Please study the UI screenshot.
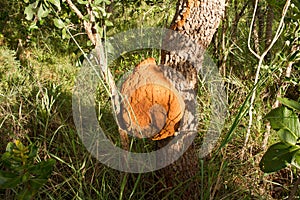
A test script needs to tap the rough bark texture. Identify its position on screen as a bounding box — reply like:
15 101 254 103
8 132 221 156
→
265 4 274 63
162 0 226 87
256 0 264 43
158 0 226 199
252 20 260 54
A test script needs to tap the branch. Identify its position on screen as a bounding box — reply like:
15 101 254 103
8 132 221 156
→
65 0 84 19
247 0 260 59
65 0 97 45
243 0 291 157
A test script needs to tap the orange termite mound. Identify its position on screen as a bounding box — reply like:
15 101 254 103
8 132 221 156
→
120 58 185 140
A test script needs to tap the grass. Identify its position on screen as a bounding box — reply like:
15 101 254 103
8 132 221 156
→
1 42 299 200
1 1 300 199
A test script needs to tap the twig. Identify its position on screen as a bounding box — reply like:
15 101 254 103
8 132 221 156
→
247 0 259 59
65 0 97 45
65 0 84 19
242 0 291 157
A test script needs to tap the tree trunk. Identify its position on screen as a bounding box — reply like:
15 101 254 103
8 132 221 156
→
265 4 274 63
252 17 260 55
157 0 225 199
256 0 264 43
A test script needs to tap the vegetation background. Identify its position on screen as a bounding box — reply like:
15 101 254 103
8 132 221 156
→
0 0 299 199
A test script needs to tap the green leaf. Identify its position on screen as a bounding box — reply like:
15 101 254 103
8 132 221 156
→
61 28 70 39
265 106 300 138
93 0 103 6
26 159 55 190
0 170 22 189
1 152 12 167
292 150 300 169
277 128 297 145
95 6 106 16
259 142 300 173
94 0 103 5
53 18 65 29
105 20 113 27
24 4 35 21
103 0 111 5
28 159 56 177
5 142 14 152
77 0 88 4
37 4 49 19
278 97 300 112
48 0 61 11
93 10 100 19
28 145 38 160
28 22 39 30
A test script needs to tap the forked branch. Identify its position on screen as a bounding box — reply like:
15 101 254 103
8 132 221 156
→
243 0 291 156
65 0 98 45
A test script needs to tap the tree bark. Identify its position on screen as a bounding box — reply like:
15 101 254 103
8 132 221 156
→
252 17 260 55
157 0 225 199
265 4 274 63
256 0 264 43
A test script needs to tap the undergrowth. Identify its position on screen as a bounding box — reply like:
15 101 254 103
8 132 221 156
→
1 0 300 198
1 41 299 199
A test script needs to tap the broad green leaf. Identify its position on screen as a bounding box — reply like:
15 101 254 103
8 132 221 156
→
0 170 21 189
277 128 297 145
61 28 70 39
259 142 300 173
292 150 300 169
28 159 56 177
265 106 300 138
48 0 61 11
24 4 35 21
37 5 49 19
5 142 14 152
1 152 12 167
278 97 300 112
53 18 65 29
28 144 38 159
265 106 285 130
1 151 23 169
105 20 113 27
